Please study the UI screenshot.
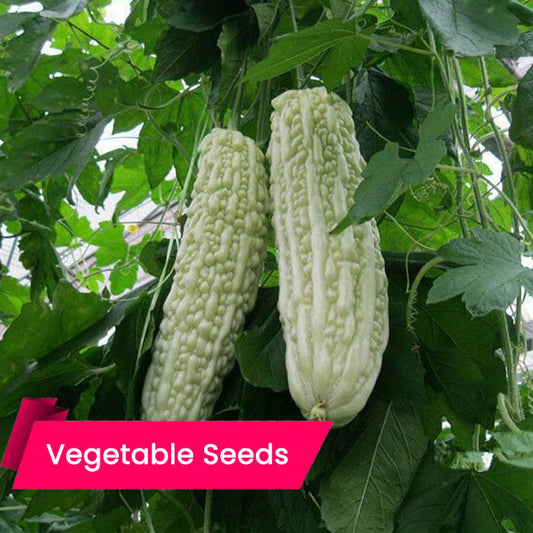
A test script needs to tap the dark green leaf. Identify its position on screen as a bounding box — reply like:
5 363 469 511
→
352 68 419 160
106 292 154 419
396 452 533 532
154 27 220 82
320 401 427 533
0 12 37 39
161 0 247 32
376 263 427 406
418 0 519 56
268 491 321 533
497 31 533 60
421 388 475 450
510 66 533 149
507 0 533 26
235 287 288 392
211 11 256 113
416 286 506 427
251 3 278 41
2 17 56 91
427 228 533 316
139 239 177 278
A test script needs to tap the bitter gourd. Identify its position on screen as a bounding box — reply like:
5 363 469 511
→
267 87 389 427
142 128 268 421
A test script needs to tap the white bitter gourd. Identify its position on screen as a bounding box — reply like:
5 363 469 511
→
267 87 389 427
142 128 268 421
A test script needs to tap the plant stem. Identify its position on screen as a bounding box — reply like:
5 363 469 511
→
288 0 305 87
497 393 521 433
203 489 214 533
452 58 490 229
479 57 520 237
499 311 523 420
451 58 524 422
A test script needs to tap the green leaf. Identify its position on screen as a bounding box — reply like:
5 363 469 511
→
510 66 533 150
58 202 93 241
31 77 89 112
427 228 533 316
243 19 358 84
0 282 109 398
138 121 174 188
460 56 517 88
2 17 56 91
89 221 128 266
0 347 112 417
109 262 138 295
418 0 519 57
320 401 427 533
0 275 30 320
18 231 63 299
109 152 150 217
0 117 108 190
396 453 533 532
319 31 370 91
235 287 288 392
154 27 220 82
335 102 456 228
493 431 533 468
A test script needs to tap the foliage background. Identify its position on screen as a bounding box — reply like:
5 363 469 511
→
1 0 533 531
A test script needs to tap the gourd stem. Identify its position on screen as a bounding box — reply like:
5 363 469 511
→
203 489 214 533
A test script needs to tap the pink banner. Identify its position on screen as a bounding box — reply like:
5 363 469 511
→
2 402 331 489
1 398 68 471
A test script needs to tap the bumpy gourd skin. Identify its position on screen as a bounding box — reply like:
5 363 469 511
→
267 87 389 428
142 128 268 421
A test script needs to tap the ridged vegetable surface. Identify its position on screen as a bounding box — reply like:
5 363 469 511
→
267 87 389 428
142 128 268 421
